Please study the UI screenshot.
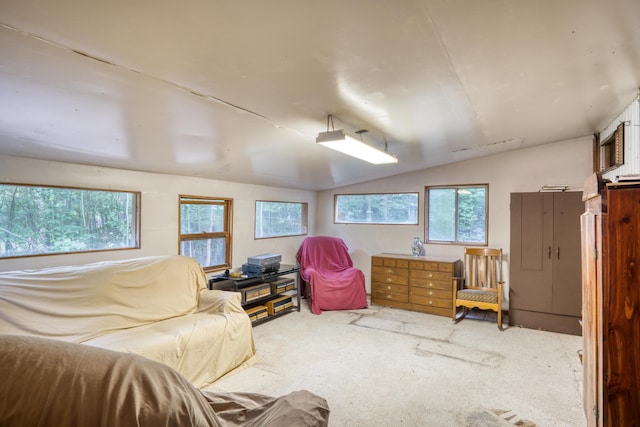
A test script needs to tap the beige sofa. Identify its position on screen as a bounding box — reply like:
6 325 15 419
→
0 255 256 387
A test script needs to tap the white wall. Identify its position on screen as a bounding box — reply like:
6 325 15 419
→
0 135 593 299
602 96 640 180
0 155 316 274
316 136 593 302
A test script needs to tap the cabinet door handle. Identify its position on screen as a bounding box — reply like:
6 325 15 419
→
557 247 560 260
548 246 551 259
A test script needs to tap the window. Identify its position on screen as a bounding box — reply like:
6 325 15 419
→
595 122 625 172
179 195 232 272
255 201 308 239
426 185 488 245
0 183 140 259
334 193 419 224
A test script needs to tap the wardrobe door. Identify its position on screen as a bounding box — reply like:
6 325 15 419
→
580 206 601 427
551 191 583 317
510 192 553 313
601 187 640 425
509 191 583 335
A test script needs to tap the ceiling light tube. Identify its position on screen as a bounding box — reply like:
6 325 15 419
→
316 130 398 164
540 184 569 192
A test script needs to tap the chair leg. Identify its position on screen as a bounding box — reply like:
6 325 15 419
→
453 307 468 324
497 309 503 331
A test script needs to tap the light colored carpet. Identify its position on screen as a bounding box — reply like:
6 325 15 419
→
204 302 585 427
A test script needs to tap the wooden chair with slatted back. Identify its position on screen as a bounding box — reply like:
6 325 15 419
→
452 247 504 330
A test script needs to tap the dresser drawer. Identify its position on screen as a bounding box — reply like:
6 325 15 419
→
373 256 409 268
437 263 453 273
372 282 408 296
372 257 384 267
410 278 451 290
372 266 409 286
380 258 409 268
410 287 451 300
410 270 452 282
410 261 454 272
409 295 452 309
409 260 438 271
372 265 408 277
372 289 409 303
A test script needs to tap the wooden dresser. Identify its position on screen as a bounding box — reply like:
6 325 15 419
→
371 253 462 317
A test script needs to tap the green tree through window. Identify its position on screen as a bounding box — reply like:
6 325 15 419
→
179 195 232 271
427 185 487 245
334 193 419 224
255 201 308 239
0 184 140 258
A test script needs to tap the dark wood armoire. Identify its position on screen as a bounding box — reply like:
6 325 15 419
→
581 173 640 426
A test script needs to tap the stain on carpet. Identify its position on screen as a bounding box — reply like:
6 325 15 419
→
491 408 537 427
415 339 503 367
351 312 451 341
460 408 537 427
351 311 503 367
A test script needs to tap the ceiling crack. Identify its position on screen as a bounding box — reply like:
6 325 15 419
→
0 21 274 124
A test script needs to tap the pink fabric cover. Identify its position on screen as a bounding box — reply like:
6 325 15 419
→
296 236 368 315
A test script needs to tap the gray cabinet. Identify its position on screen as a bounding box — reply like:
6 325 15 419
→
509 191 583 335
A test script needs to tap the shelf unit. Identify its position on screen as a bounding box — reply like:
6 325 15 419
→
209 264 301 325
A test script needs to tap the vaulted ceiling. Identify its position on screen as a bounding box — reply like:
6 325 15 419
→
1 1 639 190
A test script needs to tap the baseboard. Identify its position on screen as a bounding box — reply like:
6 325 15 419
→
509 309 581 336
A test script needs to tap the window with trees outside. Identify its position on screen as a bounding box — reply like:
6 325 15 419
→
255 201 308 239
179 195 232 272
334 193 419 224
0 183 140 259
426 184 488 245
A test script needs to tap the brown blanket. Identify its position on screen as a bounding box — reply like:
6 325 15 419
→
0 335 329 426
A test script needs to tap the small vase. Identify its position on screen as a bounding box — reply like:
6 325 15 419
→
411 236 424 256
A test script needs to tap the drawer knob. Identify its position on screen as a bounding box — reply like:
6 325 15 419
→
429 300 433 305
386 286 391 290
428 283 433 287
428 291 433 296
386 278 392 282
386 269 393 274
386 294 391 299
428 273 434 278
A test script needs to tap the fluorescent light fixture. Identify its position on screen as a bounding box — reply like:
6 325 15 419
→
540 184 569 192
316 130 398 164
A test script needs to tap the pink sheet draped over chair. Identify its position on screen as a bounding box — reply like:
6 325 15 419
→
296 236 368 315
